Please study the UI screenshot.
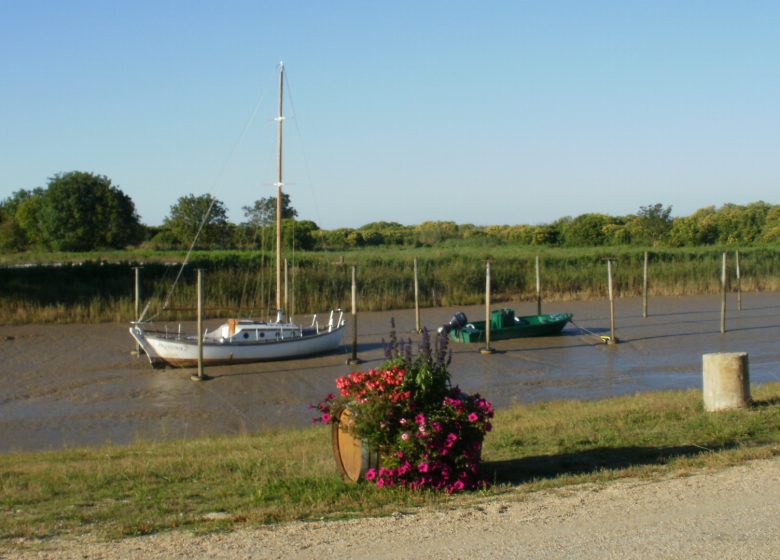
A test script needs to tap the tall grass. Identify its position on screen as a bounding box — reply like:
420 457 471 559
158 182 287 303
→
1 246 779 324
2 384 779 543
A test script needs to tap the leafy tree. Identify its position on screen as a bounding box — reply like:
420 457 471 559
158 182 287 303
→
603 223 631 245
319 227 356 249
242 193 297 227
561 213 614 246
626 204 673 246
668 206 718 246
13 189 47 248
761 206 780 242
531 225 560 246
712 202 770 245
359 221 413 246
414 221 459 245
0 190 36 251
164 194 229 248
459 224 486 241
21 172 144 251
282 219 319 250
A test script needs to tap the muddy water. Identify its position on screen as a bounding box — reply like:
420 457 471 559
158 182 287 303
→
1 293 779 453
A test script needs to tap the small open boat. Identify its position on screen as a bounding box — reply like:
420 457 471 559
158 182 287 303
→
440 309 573 343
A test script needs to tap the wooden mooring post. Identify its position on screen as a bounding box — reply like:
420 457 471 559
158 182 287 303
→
642 251 649 318
480 260 494 355
191 269 210 381
721 252 727 334
347 265 361 365
606 259 618 344
283 258 290 319
414 258 421 333
290 260 295 321
132 266 144 356
535 255 542 315
736 249 742 312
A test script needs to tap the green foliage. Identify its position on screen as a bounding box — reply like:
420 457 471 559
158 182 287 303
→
163 194 229 248
241 193 297 227
711 202 771 245
0 192 30 251
40 172 143 251
0 174 143 252
762 207 780 242
414 221 460 245
626 203 673 245
561 213 618 246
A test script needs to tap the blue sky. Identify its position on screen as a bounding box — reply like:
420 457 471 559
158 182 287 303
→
1 1 778 229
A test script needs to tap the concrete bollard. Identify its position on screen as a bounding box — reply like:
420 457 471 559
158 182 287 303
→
702 352 751 412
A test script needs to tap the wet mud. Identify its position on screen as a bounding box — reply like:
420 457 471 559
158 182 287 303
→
1 293 779 453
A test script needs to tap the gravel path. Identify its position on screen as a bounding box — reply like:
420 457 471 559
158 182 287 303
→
7 456 780 559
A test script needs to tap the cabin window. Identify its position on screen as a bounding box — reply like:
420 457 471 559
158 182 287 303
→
243 332 249 339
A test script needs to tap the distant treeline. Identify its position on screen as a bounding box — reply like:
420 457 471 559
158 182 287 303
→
2 171 780 253
2 246 779 324
314 201 780 249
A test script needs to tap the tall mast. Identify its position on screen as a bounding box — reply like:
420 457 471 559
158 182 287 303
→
275 62 284 315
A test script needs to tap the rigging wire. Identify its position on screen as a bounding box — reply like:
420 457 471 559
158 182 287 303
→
140 67 277 323
284 71 325 234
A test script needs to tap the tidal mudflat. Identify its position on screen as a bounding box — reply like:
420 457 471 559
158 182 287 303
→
1 293 779 453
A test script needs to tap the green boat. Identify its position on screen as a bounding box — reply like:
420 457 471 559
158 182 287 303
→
442 309 573 343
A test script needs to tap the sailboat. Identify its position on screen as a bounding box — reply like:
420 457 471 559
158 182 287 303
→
130 63 346 368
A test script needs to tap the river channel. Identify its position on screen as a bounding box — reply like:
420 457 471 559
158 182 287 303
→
1 293 779 453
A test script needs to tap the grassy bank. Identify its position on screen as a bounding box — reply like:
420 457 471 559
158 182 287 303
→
2 245 780 324
2 383 780 545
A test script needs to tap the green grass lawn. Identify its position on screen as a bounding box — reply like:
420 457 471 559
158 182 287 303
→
2 383 779 545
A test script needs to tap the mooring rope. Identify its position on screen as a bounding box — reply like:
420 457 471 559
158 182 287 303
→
569 318 606 342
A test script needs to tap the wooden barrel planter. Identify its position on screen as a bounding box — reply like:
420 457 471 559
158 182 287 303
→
331 408 380 482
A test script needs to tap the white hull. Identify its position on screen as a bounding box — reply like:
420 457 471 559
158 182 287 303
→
130 317 345 368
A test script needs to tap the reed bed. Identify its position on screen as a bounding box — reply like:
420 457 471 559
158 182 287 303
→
1 246 779 324
2 384 779 543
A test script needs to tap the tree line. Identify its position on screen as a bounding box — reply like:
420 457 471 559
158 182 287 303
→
2 171 780 252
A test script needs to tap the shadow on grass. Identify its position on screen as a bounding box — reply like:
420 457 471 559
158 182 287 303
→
483 442 737 486
752 396 780 408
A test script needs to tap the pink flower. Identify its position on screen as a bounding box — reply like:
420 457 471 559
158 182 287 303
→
415 413 426 425
365 468 377 481
400 418 408 425
401 432 410 441
418 462 429 473
468 412 479 422
396 451 404 459
322 412 331 423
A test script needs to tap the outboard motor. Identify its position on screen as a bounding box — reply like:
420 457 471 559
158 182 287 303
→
438 312 469 335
